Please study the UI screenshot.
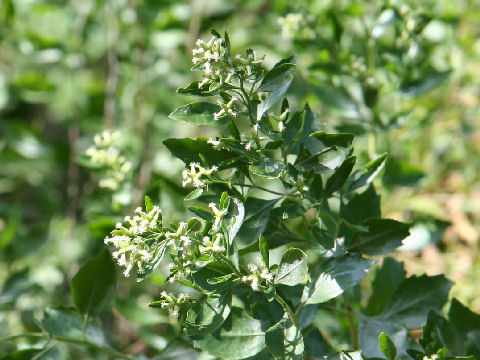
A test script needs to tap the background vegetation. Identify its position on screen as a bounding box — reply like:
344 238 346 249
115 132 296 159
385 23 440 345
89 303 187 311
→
1 0 480 358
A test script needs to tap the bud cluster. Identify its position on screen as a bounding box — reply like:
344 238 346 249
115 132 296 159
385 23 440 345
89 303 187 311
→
85 130 132 190
242 263 274 292
182 162 218 188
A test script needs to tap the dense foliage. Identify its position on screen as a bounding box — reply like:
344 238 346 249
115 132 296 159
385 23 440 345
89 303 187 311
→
1 0 480 359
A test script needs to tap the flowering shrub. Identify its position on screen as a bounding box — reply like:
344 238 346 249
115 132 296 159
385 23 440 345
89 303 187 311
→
2 21 480 360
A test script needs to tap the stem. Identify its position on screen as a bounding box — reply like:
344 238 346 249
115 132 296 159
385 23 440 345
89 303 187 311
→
231 182 285 196
238 78 255 125
0 333 45 342
274 293 298 327
343 293 359 350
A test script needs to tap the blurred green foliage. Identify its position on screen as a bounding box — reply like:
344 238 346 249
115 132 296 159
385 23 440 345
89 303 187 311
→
1 0 480 358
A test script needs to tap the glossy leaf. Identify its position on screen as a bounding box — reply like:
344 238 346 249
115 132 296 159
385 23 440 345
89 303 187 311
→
185 292 232 336
71 249 116 317
193 307 266 360
275 248 308 286
302 255 375 304
257 63 296 93
168 102 228 125
379 332 397 360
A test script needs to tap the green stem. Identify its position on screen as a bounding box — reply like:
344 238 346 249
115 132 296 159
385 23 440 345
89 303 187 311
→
0 333 45 342
343 293 359 350
274 293 298 327
231 182 285 196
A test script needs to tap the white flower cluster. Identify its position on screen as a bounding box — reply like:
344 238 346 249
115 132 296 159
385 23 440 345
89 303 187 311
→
214 97 238 120
86 130 132 190
104 205 162 277
242 263 273 291
192 36 233 88
182 162 218 188
156 291 190 319
209 202 228 231
277 13 316 40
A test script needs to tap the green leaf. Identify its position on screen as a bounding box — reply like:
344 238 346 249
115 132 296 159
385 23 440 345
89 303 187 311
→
0 268 35 306
274 248 308 286
191 262 234 292
185 188 204 201
257 63 296 93
400 70 451 97
286 110 305 145
163 137 240 168
144 195 154 212
188 206 214 221
349 153 387 191
265 314 304 360
383 158 424 187
421 311 466 357
302 255 375 304
347 218 410 255
310 131 354 148
237 198 278 248
379 332 397 360
38 307 110 348
193 307 266 360
136 240 168 282
225 197 244 245
365 258 406 316
250 158 284 179
258 236 269 268
185 292 232 336
341 185 381 224
303 327 333 358
177 81 216 96
71 249 116 317
325 156 356 195
448 298 480 358
168 102 229 125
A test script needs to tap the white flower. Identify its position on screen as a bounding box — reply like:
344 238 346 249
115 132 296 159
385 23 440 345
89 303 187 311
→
251 277 260 291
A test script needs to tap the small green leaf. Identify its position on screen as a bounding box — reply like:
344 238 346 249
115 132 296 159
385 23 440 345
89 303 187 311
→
325 156 356 196
144 195 154 212
349 153 387 191
302 255 375 304
188 206 214 221
275 248 308 286
258 236 269 268
177 81 215 96
169 102 228 125
71 249 116 317
250 158 284 179
379 332 397 360
185 188 204 201
310 131 354 148
193 307 266 359
257 63 296 93
185 292 232 336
